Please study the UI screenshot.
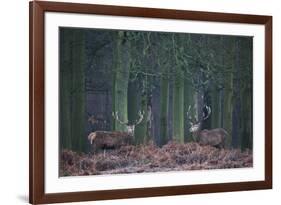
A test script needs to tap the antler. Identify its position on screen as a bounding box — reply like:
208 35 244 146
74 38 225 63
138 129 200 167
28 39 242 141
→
186 105 193 125
202 105 211 121
187 105 198 125
187 104 211 124
134 110 144 125
112 111 128 125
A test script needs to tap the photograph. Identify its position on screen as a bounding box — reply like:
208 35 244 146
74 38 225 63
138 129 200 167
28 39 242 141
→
59 27 253 177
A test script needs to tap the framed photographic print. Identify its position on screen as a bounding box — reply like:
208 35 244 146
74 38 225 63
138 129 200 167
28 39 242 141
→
29 1 272 204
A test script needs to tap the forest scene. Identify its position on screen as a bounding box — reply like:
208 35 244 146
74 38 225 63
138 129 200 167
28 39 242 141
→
59 27 253 176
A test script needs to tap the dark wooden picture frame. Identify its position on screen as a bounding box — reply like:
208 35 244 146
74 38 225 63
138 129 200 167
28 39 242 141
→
29 1 272 204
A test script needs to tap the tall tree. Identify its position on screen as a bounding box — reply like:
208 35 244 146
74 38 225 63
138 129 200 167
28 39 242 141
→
181 34 197 142
59 29 73 150
209 36 225 130
156 34 170 145
240 37 253 150
184 80 196 142
127 77 138 126
222 37 234 148
112 31 130 131
231 37 242 148
70 29 86 152
134 92 148 144
159 66 170 145
134 33 150 144
127 33 140 133
172 34 185 143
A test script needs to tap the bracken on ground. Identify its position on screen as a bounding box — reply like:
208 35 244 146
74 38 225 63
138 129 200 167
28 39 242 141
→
59 142 253 176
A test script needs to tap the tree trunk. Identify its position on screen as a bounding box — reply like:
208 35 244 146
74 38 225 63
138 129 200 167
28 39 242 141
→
59 29 73 150
231 38 241 148
127 76 139 144
135 92 148 144
241 38 253 150
241 85 252 150
222 37 233 148
171 34 185 143
223 78 233 148
127 79 138 125
146 93 153 142
183 34 195 142
210 87 220 129
159 66 169 145
173 71 184 143
112 31 130 132
184 80 195 142
70 29 86 152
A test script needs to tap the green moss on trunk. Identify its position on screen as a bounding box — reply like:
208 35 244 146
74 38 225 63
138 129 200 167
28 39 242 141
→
173 72 184 143
112 31 130 132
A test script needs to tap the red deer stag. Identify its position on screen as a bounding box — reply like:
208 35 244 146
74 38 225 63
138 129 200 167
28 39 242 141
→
187 105 228 149
112 110 144 137
87 111 144 152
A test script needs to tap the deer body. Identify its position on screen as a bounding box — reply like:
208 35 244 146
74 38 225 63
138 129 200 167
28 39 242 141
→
193 128 227 148
187 105 228 149
88 131 132 152
87 110 144 152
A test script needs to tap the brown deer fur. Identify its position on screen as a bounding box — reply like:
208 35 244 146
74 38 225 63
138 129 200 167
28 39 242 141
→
194 128 228 148
87 131 132 152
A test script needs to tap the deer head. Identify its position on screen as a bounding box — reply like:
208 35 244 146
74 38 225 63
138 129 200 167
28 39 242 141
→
112 111 144 136
187 105 211 134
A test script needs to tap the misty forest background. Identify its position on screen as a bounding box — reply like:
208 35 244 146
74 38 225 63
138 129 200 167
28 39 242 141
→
59 28 253 154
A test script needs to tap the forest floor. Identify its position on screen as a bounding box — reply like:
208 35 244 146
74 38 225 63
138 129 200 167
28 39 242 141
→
60 142 253 176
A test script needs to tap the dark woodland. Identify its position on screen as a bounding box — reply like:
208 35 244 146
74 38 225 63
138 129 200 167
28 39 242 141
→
59 28 253 176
